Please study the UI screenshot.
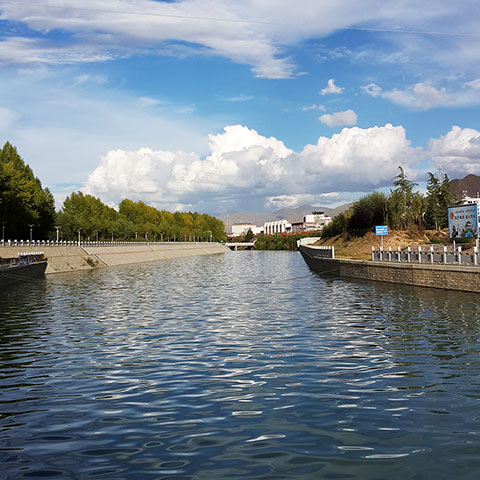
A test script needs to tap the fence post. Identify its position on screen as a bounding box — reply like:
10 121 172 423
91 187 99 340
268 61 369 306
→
475 246 478 266
407 246 411 263
443 246 447 265
372 246 375 261
430 246 434 264
397 246 401 261
331 246 335 259
418 246 422 263
388 246 392 262
458 246 462 265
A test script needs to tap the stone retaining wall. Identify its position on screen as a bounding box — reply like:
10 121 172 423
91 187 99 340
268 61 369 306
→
299 246 480 293
0 243 228 274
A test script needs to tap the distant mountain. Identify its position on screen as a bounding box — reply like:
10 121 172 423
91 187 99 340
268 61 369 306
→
450 174 480 199
220 203 352 232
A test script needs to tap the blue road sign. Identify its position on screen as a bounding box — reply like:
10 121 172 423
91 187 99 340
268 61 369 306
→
375 225 388 236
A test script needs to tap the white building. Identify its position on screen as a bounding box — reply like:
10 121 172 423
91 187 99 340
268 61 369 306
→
263 220 291 235
231 224 257 236
302 211 332 232
462 195 480 211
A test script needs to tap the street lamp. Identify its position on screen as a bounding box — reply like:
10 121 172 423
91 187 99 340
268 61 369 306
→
28 224 34 242
55 226 60 243
77 228 82 246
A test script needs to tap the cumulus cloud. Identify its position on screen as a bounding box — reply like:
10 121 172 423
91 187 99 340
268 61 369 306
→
83 123 422 212
319 109 357 126
320 78 344 95
429 126 480 177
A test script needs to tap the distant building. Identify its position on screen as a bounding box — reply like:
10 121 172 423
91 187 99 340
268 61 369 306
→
462 195 480 211
231 224 257 236
264 220 291 235
291 211 332 233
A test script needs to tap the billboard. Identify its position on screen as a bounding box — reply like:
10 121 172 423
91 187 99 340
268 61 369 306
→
448 204 478 239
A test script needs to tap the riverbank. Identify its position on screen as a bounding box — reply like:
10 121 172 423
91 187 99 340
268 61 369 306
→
299 244 480 293
0 242 229 274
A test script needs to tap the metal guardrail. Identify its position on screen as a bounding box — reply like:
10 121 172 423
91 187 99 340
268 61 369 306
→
0 240 214 247
372 246 479 266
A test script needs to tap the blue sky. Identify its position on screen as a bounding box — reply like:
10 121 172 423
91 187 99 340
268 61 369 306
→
1 0 480 215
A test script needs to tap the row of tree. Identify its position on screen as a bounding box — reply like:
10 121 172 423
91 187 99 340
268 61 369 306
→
322 167 455 238
57 193 225 242
0 141 225 242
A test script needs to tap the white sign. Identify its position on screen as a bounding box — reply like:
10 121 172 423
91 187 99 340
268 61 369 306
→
448 204 478 239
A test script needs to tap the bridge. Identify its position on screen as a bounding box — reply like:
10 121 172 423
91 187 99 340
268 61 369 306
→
225 242 255 251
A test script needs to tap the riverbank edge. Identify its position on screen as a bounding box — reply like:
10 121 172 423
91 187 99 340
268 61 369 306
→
0 243 229 275
299 245 480 293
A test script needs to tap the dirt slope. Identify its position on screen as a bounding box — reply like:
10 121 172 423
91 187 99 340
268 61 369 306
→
314 229 452 260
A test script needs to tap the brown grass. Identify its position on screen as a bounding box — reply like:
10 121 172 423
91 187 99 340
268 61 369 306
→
314 228 456 260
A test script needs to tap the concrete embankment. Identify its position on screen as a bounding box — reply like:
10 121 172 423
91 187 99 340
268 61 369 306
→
0 242 229 275
299 245 480 293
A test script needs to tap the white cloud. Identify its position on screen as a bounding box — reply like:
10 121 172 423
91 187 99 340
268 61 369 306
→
0 106 19 130
83 123 422 212
384 82 451 110
0 69 214 197
302 103 326 112
320 78 344 95
362 80 480 110
319 109 357 127
361 83 382 97
429 126 480 177
1 1 479 80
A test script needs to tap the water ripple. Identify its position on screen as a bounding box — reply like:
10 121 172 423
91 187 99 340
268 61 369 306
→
1 251 480 479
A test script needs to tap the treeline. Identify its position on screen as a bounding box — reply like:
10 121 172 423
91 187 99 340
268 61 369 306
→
57 193 226 242
0 141 225 242
0 142 56 239
254 232 321 251
322 167 455 238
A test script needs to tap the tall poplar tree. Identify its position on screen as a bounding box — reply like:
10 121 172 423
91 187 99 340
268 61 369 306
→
0 141 56 239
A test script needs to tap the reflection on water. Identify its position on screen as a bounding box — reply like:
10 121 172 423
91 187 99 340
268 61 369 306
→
1 251 480 479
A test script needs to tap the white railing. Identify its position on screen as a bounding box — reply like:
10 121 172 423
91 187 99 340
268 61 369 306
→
296 237 321 248
300 244 335 259
372 245 479 266
0 239 214 247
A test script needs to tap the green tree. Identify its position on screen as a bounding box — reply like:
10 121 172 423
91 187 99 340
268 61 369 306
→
348 192 387 232
0 141 56 239
425 172 455 230
386 166 424 229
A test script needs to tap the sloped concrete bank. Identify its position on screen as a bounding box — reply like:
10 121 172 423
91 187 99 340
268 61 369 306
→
299 245 480 293
0 243 228 275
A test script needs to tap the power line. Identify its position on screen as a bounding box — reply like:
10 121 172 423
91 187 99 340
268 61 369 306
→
1 0 479 38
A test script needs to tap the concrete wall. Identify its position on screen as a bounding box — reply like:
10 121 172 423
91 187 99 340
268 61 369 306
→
299 246 480 293
0 242 228 275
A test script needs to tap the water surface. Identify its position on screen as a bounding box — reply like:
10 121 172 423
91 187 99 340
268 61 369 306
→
1 251 480 479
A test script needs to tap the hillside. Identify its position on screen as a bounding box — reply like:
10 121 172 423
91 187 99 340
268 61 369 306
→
315 228 452 260
450 174 480 199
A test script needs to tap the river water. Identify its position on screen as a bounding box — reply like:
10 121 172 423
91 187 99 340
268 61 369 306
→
1 251 480 480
